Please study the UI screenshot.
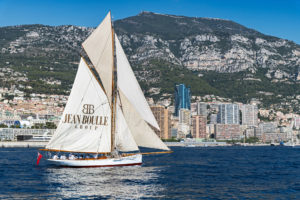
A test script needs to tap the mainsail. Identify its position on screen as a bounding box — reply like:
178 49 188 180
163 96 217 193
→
82 12 113 104
46 58 111 153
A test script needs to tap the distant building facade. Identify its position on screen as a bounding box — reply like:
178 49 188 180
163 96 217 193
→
210 114 218 124
150 105 172 139
174 84 191 116
217 104 239 124
178 108 191 137
179 108 191 124
241 104 258 126
191 115 207 138
196 102 207 116
255 122 279 142
215 124 241 140
294 117 300 129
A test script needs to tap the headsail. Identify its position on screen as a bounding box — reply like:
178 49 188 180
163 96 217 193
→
46 58 111 153
115 35 160 130
119 90 170 151
115 98 139 152
82 12 113 104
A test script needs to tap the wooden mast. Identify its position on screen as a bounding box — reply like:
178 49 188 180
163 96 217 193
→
110 11 117 153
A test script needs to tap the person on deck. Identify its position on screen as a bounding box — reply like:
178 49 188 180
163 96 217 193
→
69 154 75 160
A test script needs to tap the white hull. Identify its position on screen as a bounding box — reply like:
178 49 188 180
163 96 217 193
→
47 154 142 167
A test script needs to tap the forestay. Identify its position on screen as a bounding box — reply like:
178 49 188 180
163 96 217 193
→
46 58 111 153
115 35 160 130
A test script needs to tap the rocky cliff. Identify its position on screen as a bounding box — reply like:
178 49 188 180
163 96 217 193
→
0 12 299 112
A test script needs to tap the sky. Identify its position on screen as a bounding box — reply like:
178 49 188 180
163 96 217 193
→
0 0 299 44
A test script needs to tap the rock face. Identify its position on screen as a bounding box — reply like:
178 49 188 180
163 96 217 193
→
0 24 92 58
0 11 299 112
115 12 300 79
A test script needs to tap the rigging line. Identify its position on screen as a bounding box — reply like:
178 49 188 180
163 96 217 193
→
83 57 111 153
96 121 106 154
51 67 95 151
81 56 112 108
83 21 111 64
73 73 93 115
85 62 110 111
94 28 112 68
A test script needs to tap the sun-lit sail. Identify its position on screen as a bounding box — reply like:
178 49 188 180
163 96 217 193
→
82 12 113 104
46 58 111 153
115 98 139 152
42 12 171 167
119 91 170 150
115 35 160 130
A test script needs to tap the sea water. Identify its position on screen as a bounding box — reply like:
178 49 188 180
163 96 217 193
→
1 146 300 199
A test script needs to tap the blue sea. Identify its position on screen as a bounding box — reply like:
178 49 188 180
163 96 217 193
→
1 146 300 199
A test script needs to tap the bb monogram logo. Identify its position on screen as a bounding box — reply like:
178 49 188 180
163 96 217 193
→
82 104 95 114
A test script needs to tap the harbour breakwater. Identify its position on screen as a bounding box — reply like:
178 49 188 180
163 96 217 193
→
0 141 48 148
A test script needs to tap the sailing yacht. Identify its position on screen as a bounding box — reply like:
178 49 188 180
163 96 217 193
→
40 12 171 167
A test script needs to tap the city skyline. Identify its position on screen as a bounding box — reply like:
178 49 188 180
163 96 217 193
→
0 0 299 44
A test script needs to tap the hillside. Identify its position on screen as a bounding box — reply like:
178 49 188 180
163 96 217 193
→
0 12 299 113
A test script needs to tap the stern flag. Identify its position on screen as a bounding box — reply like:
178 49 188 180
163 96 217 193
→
36 152 43 166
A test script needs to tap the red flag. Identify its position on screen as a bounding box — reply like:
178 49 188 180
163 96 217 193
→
36 152 43 166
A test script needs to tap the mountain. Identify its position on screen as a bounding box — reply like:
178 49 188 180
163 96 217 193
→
0 12 299 113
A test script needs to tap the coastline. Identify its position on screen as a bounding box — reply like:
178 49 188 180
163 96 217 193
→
0 141 273 148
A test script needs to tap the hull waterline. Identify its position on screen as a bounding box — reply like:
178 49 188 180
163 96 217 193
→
47 154 142 168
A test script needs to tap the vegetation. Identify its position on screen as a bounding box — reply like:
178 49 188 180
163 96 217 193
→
162 137 180 142
0 124 8 128
31 122 57 129
243 137 259 143
0 15 299 113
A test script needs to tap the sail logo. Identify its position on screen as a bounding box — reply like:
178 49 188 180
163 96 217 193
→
82 104 95 114
62 104 109 130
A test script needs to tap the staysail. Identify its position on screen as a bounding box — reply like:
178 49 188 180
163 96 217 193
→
46 58 111 153
115 98 139 152
82 12 113 104
115 35 160 130
115 35 169 150
119 91 170 150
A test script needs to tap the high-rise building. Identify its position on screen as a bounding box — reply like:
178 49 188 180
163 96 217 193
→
178 108 191 137
254 122 277 141
196 102 207 116
294 117 300 129
210 114 218 124
150 105 172 139
241 104 258 126
217 104 239 124
191 115 207 138
174 84 191 116
179 108 191 124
